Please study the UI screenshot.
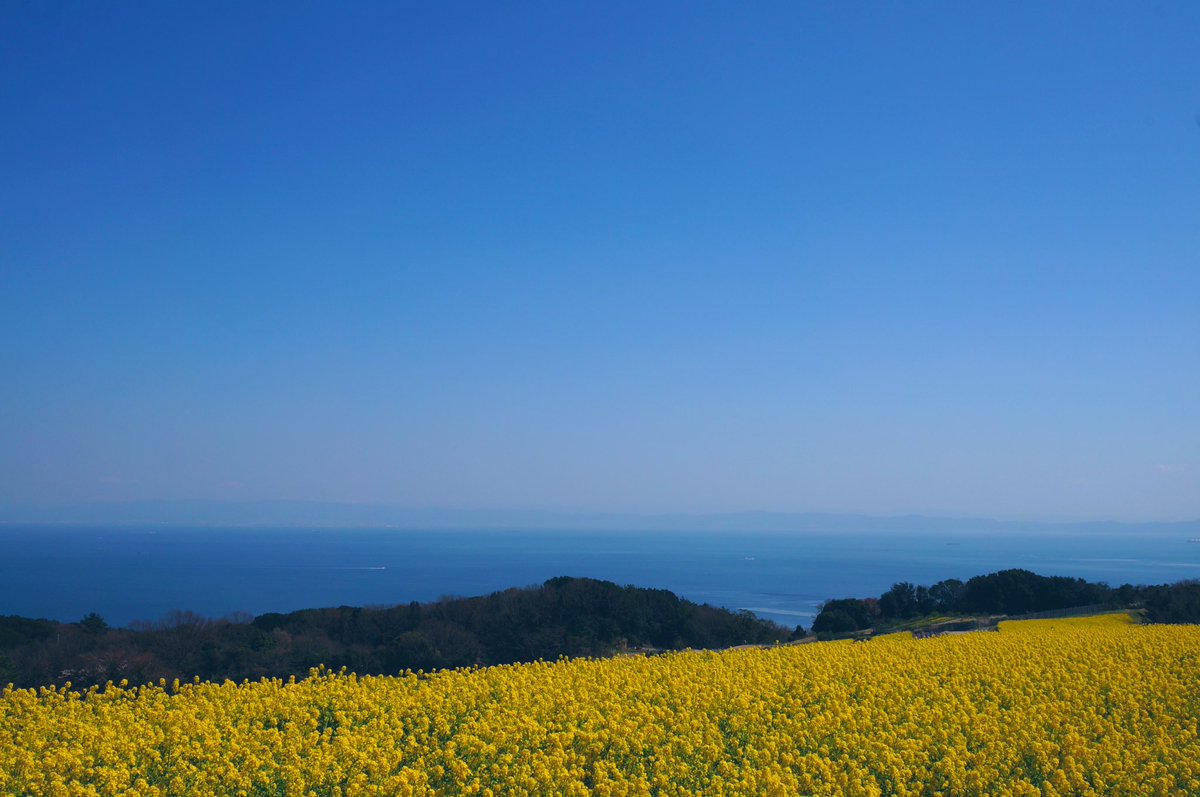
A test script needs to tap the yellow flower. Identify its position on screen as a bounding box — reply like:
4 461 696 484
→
1 613 1196 796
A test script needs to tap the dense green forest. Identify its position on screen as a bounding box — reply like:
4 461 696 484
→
4 571 1198 688
811 568 1200 635
0 577 794 689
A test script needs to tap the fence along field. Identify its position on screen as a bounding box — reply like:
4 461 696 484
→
3 614 1198 797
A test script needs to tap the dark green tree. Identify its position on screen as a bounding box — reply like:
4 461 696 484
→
79 613 108 635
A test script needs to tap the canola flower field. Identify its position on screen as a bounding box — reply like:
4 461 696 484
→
2 614 1198 797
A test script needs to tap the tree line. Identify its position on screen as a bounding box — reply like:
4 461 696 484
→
0 577 795 689
811 568 1200 635
5 570 1197 688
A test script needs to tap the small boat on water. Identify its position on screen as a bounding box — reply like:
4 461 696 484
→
1189 539 1200 544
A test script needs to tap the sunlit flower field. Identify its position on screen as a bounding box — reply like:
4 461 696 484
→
2 614 1197 797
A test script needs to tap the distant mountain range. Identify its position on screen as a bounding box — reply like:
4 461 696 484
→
2 500 1197 534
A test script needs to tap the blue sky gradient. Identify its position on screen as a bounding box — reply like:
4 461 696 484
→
2 2 1198 520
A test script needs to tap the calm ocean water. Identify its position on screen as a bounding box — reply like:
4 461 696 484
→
2 525 1199 628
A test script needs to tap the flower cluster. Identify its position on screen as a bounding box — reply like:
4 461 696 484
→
3 614 1197 796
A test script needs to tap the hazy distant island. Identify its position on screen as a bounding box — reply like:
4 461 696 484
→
5 499 1199 534
2 569 1197 690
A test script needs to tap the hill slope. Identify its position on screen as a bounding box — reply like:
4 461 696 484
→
4 614 1198 796
0 577 792 688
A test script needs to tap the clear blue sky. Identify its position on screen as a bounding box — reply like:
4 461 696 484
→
2 2 1197 521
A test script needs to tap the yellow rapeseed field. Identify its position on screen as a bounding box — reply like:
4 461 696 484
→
2 614 1198 797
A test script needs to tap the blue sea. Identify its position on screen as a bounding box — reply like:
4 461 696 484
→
2 525 1199 628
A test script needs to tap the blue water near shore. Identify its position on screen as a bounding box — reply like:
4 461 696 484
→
2 525 1198 628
